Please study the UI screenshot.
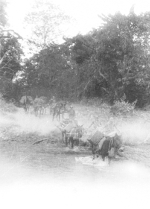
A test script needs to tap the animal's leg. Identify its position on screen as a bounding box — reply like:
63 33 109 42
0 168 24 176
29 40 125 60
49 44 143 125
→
58 109 61 121
65 136 68 146
92 155 96 160
24 103 27 112
55 112 59 121
102 156 105 161
90 143 96 159
76 138 79 146
69 137 74 149
93 152 99 160
62 131 66 143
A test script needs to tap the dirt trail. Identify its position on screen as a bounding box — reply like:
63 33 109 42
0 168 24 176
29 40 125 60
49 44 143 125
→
0 107 150 184
0 133 150 168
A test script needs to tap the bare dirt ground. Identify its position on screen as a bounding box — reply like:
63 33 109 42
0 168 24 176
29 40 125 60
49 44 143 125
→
0 104 150 172
1 104 150 209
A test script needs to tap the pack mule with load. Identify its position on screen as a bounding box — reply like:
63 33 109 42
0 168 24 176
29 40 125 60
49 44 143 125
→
88 131 124 162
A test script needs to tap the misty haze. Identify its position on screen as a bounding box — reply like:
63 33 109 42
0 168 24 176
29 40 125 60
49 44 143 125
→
1 0 150 208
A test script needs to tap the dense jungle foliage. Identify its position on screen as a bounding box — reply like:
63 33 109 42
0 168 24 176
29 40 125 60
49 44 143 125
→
1 0 150 108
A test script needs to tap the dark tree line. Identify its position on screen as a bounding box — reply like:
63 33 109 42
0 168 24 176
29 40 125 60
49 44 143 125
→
20 12 150 107
0 0 23 101
1 0 150 108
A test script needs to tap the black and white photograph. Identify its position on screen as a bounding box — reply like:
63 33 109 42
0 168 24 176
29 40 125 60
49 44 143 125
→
0 0 150 208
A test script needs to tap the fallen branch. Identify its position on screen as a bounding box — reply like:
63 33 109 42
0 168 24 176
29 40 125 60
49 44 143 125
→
32 139 45 145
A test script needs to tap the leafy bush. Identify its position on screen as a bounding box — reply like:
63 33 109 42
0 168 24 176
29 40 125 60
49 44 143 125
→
110 100 137 116
80 97 108 107
0 95 17 113
87 98 103 106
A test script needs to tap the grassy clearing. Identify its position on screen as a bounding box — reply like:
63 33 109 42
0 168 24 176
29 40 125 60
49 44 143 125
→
0 99 150 179
0 98 150 147
74 101 150 145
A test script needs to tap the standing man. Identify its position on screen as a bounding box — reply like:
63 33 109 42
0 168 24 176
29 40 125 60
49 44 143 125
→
69 106 76 120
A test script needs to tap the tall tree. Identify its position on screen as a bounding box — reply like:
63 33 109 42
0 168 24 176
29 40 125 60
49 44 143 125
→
22 11 150 106
22 42 72 98
68 12 150 105
96 12 150 104
24 0 71 48
0 0 23 100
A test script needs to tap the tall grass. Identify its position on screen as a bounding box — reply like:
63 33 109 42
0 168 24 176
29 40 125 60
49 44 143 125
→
75 99 150 145
0 97 150 145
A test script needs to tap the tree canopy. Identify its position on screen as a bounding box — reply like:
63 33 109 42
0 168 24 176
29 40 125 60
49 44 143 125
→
24 0 72 47
1 1 150 108
0 0 23 100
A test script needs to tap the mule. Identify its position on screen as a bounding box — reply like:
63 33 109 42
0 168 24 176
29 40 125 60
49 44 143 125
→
20 95 33 112
52 101 68 120
33 97 47 116
87 130 105 157
95 134 124 162
62 125 83 148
